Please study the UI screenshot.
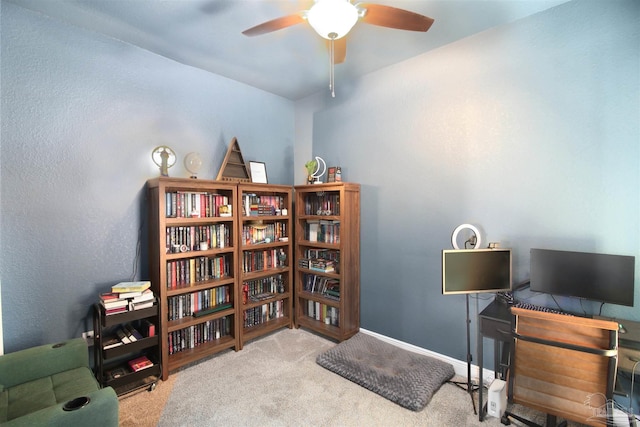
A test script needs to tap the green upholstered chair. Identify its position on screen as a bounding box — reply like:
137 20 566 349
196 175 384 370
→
0 338 118 426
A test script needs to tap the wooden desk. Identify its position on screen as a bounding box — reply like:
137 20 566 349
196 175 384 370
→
477 300 512 422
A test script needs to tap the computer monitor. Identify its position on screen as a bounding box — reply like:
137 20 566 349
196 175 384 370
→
442 249 512 295
530 248 635 307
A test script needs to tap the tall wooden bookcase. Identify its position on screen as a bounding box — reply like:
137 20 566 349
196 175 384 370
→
237 184 293 348
147 177 239 380
294 182 360 341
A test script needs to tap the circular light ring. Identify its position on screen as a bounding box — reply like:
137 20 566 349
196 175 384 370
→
451 224 482 250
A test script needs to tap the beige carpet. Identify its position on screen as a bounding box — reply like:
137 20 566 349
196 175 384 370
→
118 374 176 427
117 328 590 426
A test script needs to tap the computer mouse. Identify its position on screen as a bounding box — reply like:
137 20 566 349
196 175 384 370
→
618 323 627 334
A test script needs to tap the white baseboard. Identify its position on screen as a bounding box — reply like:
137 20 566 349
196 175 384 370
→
359 328 495 388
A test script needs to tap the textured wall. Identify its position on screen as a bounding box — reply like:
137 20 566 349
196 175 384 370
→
0 2 294 352
298 0 639 362
2 0 639 366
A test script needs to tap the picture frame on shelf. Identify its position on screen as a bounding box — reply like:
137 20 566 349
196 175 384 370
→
327 167 336 182
249 161 268 184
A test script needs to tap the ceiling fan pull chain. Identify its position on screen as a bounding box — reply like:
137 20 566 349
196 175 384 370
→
329 32 337 98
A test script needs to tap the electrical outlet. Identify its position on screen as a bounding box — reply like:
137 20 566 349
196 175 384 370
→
82 330 94 340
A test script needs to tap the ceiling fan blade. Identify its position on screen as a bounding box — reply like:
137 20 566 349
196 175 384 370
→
358 3 434 32
325 38 347 64
242 13 305 36
335 38 347 64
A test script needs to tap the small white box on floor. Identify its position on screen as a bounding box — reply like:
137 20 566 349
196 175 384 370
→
487 379 507 418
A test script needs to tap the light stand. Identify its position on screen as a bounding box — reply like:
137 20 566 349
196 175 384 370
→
449 294 479 414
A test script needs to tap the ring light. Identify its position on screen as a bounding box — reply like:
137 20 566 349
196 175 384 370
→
451 224 482 250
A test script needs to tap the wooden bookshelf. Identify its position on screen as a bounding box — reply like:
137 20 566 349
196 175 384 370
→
237 183 293 348
294 182 360 341
147 177 240 380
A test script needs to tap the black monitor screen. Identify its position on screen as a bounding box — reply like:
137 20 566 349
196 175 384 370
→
530 248 635 307
442 249 512 295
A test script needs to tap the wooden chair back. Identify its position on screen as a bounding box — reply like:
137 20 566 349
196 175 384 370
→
509 307 618 426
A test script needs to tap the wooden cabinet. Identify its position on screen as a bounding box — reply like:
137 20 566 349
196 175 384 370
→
237 184 293 348
147 177 239 380
93 304 161 395
294 183 360 341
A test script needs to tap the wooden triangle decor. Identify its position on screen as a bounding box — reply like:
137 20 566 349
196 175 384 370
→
216 137 251 183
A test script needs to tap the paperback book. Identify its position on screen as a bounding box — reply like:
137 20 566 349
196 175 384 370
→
112 281 151 293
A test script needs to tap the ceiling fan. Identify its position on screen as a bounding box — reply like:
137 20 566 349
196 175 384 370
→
242 0 434 97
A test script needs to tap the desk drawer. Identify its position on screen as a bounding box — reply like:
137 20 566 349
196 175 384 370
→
480 316 511 341
619 346 640 374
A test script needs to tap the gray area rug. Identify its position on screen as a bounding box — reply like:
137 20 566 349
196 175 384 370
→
316 332 455 411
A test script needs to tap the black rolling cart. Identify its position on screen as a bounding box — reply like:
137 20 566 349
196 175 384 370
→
93 303 161 396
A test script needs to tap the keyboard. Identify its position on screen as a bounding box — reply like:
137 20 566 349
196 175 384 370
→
512 301 574 316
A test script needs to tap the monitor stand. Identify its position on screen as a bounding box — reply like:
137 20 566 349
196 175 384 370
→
448 294 479 414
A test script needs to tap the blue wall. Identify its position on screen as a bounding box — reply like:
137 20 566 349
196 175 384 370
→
295 0 639 363
0 2 294 353
1 0 639 372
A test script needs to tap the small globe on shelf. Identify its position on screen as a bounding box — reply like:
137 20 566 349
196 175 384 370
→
184 152 203 179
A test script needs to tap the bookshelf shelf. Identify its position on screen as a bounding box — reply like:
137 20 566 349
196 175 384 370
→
166 308 235 331
296 315 342 340
103 336 159 360
147 177 240 380
165 278 235 297
167 335 236 372
237 183 293 349
294 182 360 341
241 317 292 342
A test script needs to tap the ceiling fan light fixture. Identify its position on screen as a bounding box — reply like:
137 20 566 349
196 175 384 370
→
307 0 358 40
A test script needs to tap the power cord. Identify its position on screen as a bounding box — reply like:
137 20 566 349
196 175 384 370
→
598 302 605 316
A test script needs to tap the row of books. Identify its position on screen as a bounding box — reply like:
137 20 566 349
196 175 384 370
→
304 300 340 326
248 203 277 216
168 316 232 355
303 248 340 263
298 258 336 273
303 274 340 300
167 285 231 321
104 355 154 381
102 320 155 349
305 220 340 244
165 255 231 289
100 282 155 315
242 194 285 217
241 222 287 245
242 248 287 273
166 224 230 253
166 191 232 218
303 194 340 216
243 300 285 328
242 274 284 304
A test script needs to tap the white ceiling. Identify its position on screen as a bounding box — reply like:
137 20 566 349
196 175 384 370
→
8 0 568 100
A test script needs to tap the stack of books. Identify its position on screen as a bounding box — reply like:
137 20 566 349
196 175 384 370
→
100 281 156 315
128 355 154 372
